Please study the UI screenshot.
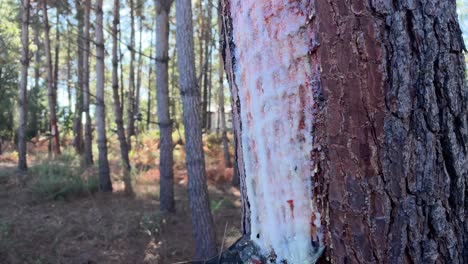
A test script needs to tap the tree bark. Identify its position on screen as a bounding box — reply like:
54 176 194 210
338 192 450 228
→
83 0 93 166
18 0 30 171
112 0 132 194
41 0 61 156
53 10 60 118
73 0 84 154
135 11 144 133
95 0 112 192
218 64 232 171
175 0 217 259
146 20 155 131
127 0 136 147
222 0 467 263
217 50 232 169
202 1 212 131
155 0 175 213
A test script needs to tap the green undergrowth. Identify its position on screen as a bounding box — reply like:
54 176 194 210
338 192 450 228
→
27 152 98 202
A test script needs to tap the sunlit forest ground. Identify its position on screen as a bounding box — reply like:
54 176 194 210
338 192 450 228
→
0 132 241 263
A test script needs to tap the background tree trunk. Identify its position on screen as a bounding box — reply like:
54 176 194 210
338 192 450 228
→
112 0 132 195
135 10 144 133
73 0 84 154
127 0 136 147
95 0 112 192
146 19 155 131
18 0 30 171
41 0 61 156
155 0 175 213
83 0 93 166
175 0 217 259
222 0 467 263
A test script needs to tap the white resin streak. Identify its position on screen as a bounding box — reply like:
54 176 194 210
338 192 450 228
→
231 1 321 263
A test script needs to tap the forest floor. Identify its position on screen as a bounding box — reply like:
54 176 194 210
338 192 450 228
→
0 133 242 264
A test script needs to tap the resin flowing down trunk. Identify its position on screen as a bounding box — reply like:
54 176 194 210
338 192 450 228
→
222 0 467 263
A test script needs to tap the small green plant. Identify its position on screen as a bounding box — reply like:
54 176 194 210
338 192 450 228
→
0 218 11 238
140 212 163 236
211 198 227 214
28 158 98 201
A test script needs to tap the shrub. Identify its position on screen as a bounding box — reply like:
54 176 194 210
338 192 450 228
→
28 158 98 201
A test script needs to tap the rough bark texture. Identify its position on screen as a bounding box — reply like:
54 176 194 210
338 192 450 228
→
41 0 61 156
83 0 93 166
127 0 136 146
220 0 250 236
175 0 217 259
95 0 112 192
222 0 467 263
73 0 84 155
18 0 30 171
314 1 467 263
146 20 155 131
112 0 132 195
155 0 175 213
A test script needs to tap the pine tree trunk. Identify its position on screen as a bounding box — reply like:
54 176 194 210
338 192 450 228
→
95 0 112 192
217 53 232 170
18 0 30 171
66 22 72 122
175 0 217 259
41 0 61 156
221 0 467 263
53 11 60 118
73 0 84 154
155 0 175 213
119 28 125 116
202 2 212 132
135 13 144 133
83 0 93 166
112 0 132 194
127 0 136 147
146 22 154 131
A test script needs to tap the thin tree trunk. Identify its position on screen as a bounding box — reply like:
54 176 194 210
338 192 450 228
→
135 12 144 132
53 10 60 116
83 0 93 166
218 59 232 171
221 0 467 263
202 2 212 131
146 20 155 131
175 0 217 259
127 0 136 147
155 0 175 213
119 27 125 115
66 22 72 118
18 0 30 171
41 0 61 156
95 0 112 192
112 0 132 194
73 0 84 154
170 47 177 120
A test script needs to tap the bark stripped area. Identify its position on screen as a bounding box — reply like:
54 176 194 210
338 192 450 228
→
223 0 323 263
314 0 467 263
223 0 466 263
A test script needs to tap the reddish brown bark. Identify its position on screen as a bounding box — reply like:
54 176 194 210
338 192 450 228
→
222 0 467 263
